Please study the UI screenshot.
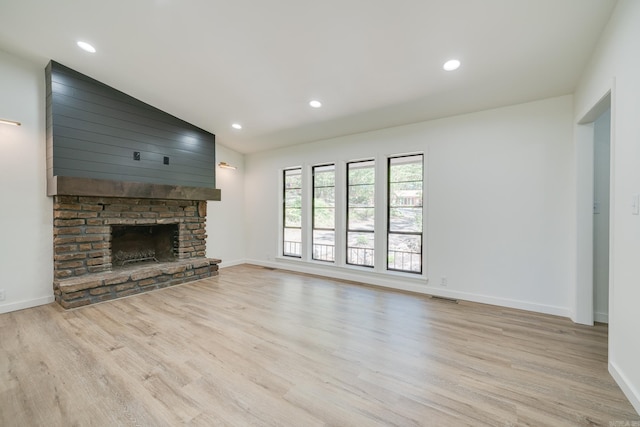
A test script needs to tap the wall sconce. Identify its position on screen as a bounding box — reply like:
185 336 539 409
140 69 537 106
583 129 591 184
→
218 162 237 170
0 118 21 126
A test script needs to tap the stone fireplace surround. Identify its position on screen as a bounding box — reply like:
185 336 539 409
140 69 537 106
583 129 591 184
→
52 194 220 308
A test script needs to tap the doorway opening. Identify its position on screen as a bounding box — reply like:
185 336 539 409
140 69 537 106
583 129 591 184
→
575 90 612 325
593 107 611 323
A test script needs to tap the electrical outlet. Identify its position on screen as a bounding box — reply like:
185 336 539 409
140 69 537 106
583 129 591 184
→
133 151 141 161
440 277 448 286
0 289 5 301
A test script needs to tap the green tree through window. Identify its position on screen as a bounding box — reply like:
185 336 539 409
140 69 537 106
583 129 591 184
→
283 168 302 257
312 164 335 262
347 160 375 267
387 154 423 273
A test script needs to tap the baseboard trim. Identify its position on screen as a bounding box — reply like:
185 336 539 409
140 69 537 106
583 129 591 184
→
0 295 55 314
244 258 570 319
218 259 246 268
609 361 640 415
594 311 609 323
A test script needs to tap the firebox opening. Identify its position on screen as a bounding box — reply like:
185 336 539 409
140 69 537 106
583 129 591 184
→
111 224 178 268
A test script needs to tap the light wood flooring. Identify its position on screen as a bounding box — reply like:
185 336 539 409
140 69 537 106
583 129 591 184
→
1 264 638 426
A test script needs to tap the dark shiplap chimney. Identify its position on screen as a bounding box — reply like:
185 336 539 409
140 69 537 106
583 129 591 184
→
45 60 220 201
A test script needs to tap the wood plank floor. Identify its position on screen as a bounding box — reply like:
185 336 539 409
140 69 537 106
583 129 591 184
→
1 264 638 426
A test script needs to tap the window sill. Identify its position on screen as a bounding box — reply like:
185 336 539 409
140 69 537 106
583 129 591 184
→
273 255 428 286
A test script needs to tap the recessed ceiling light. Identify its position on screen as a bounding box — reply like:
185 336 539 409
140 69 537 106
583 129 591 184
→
309 100 322 108
443 59 461 71
231 123 242 130
77 41 96 53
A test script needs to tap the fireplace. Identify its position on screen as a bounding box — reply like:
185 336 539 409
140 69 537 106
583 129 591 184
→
52 195 220 309
45 61 222 309
111 224 178 267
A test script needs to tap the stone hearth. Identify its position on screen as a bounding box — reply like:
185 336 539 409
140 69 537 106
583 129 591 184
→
52 195 220 308
54 258 219 309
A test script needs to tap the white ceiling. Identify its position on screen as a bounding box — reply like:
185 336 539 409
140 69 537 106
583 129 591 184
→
0 0 616 154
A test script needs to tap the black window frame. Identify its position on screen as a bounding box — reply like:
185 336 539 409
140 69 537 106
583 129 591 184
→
312 164 336 262
346 159 376 268
283 167 302 258
387 154 423 274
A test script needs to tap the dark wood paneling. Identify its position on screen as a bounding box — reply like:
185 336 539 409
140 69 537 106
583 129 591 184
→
46 61 216 189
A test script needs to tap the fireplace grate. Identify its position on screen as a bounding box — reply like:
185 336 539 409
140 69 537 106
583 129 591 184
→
114 249 159 266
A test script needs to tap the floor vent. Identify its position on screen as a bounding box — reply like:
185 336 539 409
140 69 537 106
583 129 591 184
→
430 295 459 303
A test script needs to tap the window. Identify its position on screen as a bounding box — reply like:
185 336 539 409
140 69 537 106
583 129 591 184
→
312 164 335 262
283 168 302 257
347 160 375 267
387 154 423 273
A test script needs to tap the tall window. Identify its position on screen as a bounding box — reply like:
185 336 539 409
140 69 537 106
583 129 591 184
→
387 154 423 273
283 168 302 257
347 160 375 267
312 164 335 262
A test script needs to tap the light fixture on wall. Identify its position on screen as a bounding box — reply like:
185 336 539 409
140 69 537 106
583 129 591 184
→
218 162 237 170
0 118 21 126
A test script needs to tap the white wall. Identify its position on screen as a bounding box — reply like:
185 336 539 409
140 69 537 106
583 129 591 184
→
574 0 640 413
593 108 610 323
0 49 54 313
244 95 574 317
206 144 245 266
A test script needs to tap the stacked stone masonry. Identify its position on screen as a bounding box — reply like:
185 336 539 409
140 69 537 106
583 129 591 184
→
52 195 219 308
54 259 220 309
